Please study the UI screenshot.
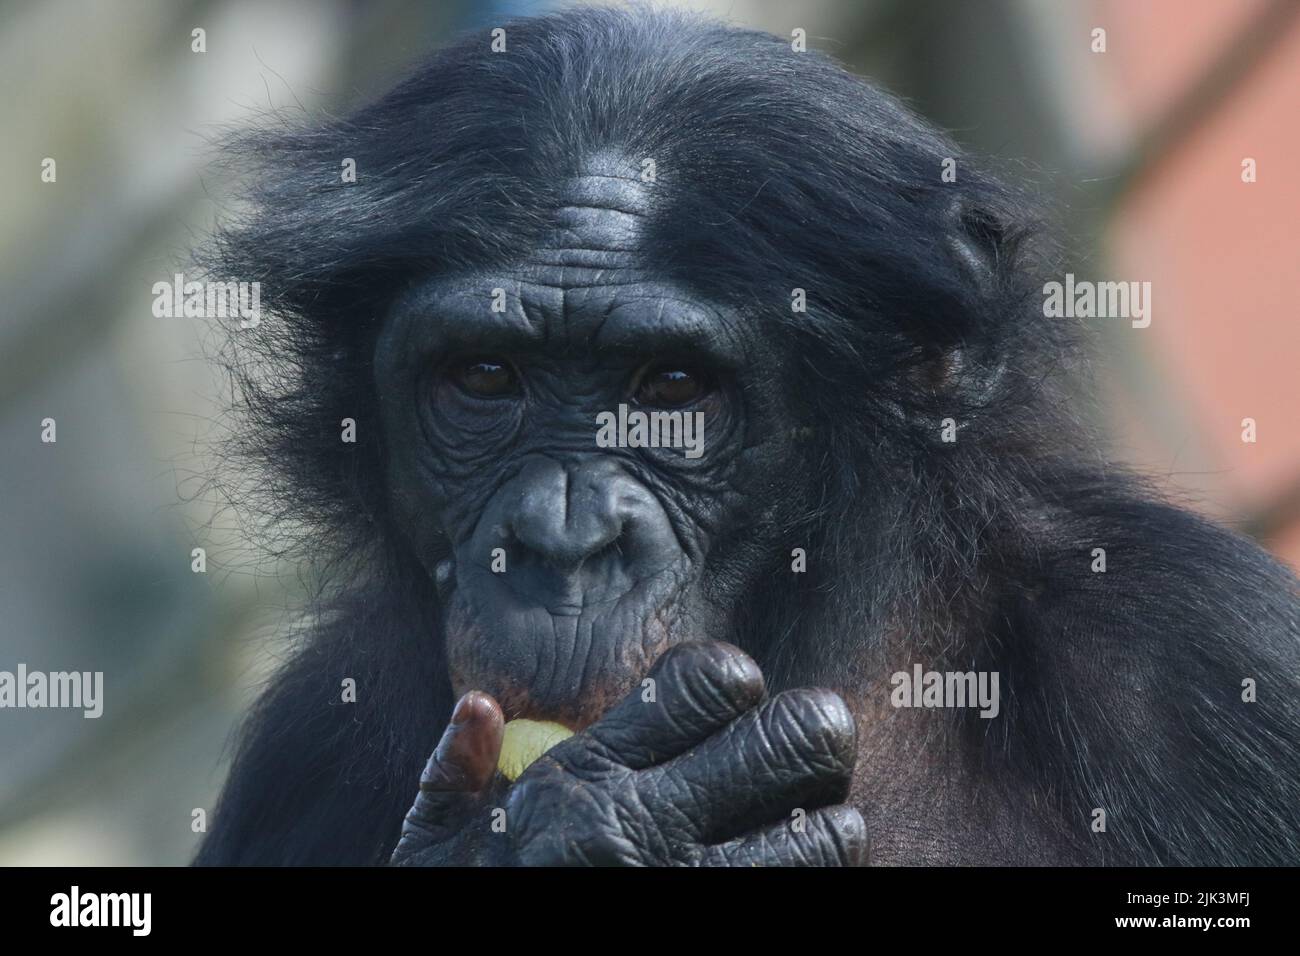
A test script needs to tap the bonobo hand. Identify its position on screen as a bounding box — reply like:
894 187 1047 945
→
390 641 866 866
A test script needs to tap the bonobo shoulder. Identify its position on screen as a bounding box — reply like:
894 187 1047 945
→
1030 490 1299 641
998 494 1300 864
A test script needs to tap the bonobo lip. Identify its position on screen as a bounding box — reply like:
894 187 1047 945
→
497 674 638 733
442 554 692 733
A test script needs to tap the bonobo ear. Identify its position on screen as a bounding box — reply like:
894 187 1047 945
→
917 198 1010 408
945 199 1003 298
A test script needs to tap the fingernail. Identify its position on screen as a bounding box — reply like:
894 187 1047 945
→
450 692 478 725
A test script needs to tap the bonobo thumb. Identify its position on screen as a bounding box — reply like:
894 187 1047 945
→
392 691 504 859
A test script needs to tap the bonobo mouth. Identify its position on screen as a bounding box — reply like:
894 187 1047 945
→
440 553 696 734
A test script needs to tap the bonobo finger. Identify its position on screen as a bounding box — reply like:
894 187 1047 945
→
644 687 858 841
421 691 504 794
394 691 503 852
700 804 868 867
580 641 766 770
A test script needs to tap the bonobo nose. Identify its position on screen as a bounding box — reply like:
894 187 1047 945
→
482 456 684 605
509 458 624 567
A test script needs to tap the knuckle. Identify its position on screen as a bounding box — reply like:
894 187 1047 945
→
815 805 869 865
669 644 766 719
769 689 857 767
661 641 763 693
512 779 643 865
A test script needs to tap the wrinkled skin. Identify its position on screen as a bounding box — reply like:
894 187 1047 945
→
390 642 866 867
375 165 857 865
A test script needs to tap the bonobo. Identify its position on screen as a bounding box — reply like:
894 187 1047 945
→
196 7 1300 866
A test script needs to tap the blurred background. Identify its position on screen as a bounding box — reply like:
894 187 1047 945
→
1 0 1297 865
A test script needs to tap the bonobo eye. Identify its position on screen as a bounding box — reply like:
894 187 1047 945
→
449 356 520 398
631 363 712 408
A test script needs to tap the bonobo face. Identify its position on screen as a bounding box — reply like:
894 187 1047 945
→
374 167 807 730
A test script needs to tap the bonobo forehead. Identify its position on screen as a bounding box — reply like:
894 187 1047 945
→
384 161 748 366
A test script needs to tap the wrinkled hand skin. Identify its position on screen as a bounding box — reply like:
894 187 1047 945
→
390 642 866 866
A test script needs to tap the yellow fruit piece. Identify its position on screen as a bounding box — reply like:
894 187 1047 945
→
497 719 574 782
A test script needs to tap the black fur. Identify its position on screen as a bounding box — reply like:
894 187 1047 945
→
196 6 1300 866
